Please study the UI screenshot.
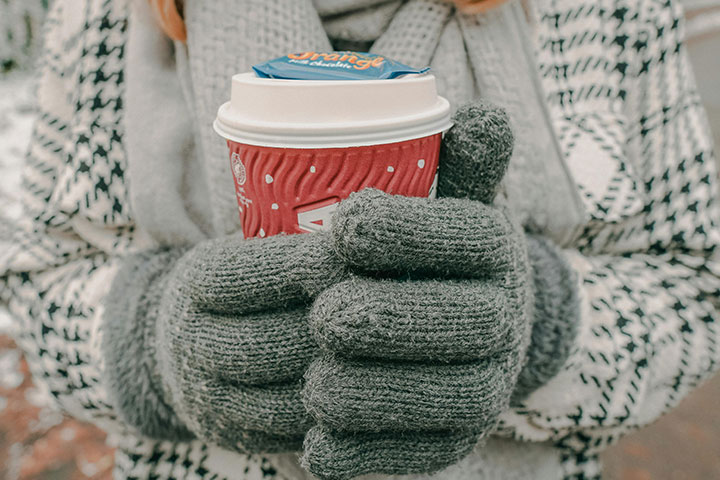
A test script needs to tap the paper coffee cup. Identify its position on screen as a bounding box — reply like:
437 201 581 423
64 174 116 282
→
214 72 452 239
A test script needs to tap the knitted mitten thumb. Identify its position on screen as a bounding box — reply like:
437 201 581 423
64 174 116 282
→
439 101 580 402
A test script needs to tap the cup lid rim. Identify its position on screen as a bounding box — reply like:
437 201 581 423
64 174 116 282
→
215 71 452 148
213 115 453 149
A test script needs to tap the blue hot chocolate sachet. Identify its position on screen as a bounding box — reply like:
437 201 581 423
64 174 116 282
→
253 51 430 81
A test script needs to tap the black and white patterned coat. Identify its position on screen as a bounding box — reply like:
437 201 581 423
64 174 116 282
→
1 0 719 479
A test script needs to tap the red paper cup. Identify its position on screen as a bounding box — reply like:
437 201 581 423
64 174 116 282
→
215 73 451 239
225 135 441 238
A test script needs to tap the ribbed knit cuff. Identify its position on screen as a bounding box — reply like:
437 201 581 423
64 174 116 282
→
102 249 193 440
512 235 580 402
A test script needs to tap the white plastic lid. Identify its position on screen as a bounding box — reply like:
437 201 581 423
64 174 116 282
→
214 72 452 149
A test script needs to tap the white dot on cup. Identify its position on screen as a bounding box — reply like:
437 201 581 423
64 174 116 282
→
271 203 279 210
259 228 266 238
265 174 274 184
418 159 426 169
310 166 316 173
387 166 395 173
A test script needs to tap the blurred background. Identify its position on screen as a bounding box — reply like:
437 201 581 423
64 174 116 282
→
1 1 719 479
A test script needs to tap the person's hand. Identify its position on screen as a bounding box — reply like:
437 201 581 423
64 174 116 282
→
162 233 350 452
105 101 521 457
153 103 528 456
300 103 580 479
106 231 347 453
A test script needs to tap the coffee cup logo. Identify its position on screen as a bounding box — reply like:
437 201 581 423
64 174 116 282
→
231 153 247 186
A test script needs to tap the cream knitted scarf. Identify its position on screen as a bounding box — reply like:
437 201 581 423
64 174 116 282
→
175 0 585 246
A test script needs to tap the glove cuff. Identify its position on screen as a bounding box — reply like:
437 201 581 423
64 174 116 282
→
103 249 193 440
512 235 580 401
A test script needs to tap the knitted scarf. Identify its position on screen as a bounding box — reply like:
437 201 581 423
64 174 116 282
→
319 0 586 244
174 0 585 246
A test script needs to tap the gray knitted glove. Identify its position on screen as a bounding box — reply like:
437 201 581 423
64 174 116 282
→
301 103 580 479
103 232 346 453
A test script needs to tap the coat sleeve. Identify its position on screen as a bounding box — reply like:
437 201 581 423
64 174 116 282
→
0 5 297 478
0 0 150 435
500 1 720 477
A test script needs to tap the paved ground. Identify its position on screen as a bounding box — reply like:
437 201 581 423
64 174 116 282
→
602 374 720 480
0 337 114 480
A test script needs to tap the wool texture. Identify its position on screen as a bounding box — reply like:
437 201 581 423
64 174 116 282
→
300 101 581 479
309 277 511 362
437 102 514 203
304 352 518 433
331 190 522 278
104 231 347 453
302 191 534 479
322 1 404 43
302 426 481 480
303 207 579 478
512 235 580 401
103 249 193 440
124 0 211 247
